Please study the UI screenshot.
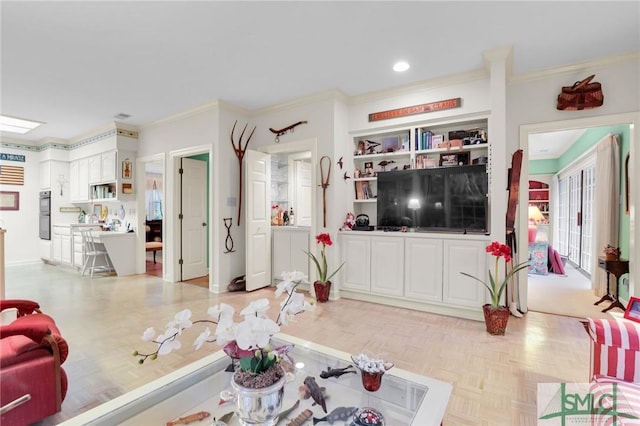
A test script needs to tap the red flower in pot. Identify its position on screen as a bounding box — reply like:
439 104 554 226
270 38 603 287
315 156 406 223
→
305 233 345 302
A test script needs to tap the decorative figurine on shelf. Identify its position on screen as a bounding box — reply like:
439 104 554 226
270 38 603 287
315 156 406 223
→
340 212 356 231
364 162 374 176
355 140 366 156
354 168 361 178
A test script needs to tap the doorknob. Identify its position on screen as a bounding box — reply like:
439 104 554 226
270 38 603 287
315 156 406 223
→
202 222 207 226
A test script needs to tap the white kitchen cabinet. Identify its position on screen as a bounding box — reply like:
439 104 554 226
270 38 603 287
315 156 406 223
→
340 234 370 292
52 226 72 266
404 238 443 302
40 240 52 261
272 228 310 282
88 151 117 184
370 236 404 296
70 158 89 202
442 239 487 308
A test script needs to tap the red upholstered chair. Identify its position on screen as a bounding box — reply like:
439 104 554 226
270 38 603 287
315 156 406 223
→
0 300 69 426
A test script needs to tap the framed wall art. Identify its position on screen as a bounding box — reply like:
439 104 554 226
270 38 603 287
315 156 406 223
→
122 158 133 179
0 191 19 210
624 296 640 323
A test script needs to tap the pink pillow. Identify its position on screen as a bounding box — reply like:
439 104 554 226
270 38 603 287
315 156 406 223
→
549 247 565 275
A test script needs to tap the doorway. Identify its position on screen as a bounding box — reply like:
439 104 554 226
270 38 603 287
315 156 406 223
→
520 115 635 318
144 160 164 277
178 155 209 284
244 139 317 290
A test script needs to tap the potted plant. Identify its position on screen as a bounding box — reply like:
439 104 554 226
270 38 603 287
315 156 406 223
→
460 241 529 335
133 271 314 424
305 233 345 302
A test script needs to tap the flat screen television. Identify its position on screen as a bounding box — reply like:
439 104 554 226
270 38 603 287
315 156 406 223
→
377 164 488 233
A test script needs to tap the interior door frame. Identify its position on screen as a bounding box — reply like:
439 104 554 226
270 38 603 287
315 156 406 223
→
169 145 214 288
518 112 639 310
261 138 318 284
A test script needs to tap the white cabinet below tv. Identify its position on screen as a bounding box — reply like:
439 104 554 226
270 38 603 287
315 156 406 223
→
339 232 488 321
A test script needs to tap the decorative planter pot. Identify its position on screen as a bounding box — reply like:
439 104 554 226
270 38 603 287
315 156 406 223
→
482 304 509 336
314 280 331 303
230 367 286 426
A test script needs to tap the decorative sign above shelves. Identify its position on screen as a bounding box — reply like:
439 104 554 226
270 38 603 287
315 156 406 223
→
368 97 461 122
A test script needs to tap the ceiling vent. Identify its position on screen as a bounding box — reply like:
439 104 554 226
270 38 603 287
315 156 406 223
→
114 113 131 120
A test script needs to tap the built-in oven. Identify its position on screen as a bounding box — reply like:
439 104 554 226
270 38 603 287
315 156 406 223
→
39 191 51 240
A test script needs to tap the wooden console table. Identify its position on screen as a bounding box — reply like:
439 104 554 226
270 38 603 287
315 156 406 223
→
595 256 629 313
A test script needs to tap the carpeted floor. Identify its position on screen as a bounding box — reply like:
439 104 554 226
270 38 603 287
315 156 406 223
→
527 263 613 319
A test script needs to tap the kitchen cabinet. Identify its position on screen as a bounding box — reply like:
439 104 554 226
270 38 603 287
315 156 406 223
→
52 225 72 266
272 227 309 282
70 158 89 202
88 151 117 184
40 161 52 189
370 236 404 296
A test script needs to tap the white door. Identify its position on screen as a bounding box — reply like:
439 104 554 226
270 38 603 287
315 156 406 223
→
295 160 312 227
180 157 208 280
245 149 271 291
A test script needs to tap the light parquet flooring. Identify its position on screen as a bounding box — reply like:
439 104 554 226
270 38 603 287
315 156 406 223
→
5 263 592 425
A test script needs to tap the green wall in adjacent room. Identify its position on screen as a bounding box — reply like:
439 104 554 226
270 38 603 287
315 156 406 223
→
529 125 631 300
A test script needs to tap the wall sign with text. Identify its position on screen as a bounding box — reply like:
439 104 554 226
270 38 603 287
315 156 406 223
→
368 98 461 122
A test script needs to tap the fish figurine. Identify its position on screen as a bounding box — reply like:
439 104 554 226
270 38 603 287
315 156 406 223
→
303 376 327 413
319 365 356 379
313 406 358 425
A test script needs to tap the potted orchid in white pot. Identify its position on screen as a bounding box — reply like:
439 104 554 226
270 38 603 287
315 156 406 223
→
134 271 314 424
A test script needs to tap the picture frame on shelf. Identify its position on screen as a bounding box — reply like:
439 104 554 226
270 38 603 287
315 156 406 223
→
439 151 470 167
93 204 102 218
0 191 19 210
623 296 640 323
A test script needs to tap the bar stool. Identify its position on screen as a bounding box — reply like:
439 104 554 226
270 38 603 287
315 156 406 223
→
79 229 114 278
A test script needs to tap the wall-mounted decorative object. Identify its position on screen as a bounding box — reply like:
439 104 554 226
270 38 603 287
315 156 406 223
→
0 164 24 185
319 156 331 227
60 206 81 213
122 158 133 179
122 183 133 194
0 191 19 210
269 120 308 143
556 74 604 110
0 153 25 162
93 204 102 219
369 98 461 122
223 218 235 253
230 120 256 226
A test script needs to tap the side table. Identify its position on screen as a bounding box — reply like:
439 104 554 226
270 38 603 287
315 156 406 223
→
595 257 629 313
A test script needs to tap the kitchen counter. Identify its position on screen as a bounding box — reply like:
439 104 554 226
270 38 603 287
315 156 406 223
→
94 231 136 276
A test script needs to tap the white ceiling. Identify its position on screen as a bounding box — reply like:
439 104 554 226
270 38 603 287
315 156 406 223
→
1 1 639 144
528 129 587 160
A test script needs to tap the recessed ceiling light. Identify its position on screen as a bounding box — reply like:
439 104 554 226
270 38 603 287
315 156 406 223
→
0 114 45 134
393 61 410 72
114 113 131 120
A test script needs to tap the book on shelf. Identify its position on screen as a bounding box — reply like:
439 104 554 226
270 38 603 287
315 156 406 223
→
354 181 373 200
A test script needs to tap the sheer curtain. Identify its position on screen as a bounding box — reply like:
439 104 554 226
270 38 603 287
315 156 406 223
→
592 134 620 296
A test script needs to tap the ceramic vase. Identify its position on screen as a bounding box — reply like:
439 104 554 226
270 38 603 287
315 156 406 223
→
230 367 286 426
482 304 509 335
314 280 331 303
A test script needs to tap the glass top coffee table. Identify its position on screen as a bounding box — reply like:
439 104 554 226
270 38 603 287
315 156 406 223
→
61 333 451 425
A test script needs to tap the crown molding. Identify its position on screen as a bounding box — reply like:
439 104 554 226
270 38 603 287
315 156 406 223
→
141 101 223 129
347 68 489 106
249 89 348 116
510 51 640 84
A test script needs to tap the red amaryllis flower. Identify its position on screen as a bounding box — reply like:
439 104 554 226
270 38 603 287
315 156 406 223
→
316 233 333 246
462 241 528 308
306 233 343 283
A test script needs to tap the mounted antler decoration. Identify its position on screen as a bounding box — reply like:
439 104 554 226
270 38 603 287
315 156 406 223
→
269 120 308 142
231 120 256 226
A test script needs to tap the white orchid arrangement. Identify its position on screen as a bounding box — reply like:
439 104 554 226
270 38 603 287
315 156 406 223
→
134 271 314 377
